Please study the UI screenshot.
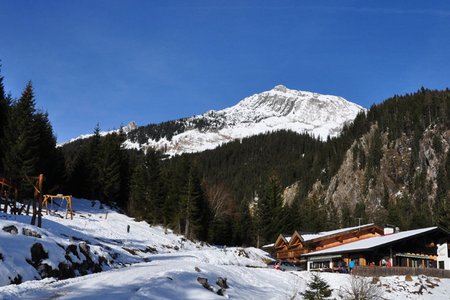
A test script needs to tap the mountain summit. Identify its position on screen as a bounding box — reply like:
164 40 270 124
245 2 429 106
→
124 85 365 155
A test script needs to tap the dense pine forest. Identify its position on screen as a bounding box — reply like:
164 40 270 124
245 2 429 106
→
1 68 449 247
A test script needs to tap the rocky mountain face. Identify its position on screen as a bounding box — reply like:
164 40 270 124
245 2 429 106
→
316 125 449 225
123 85 364 155
286 88 450 231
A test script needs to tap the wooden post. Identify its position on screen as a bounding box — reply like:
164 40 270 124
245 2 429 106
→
37 174 44 228
65 196 73 220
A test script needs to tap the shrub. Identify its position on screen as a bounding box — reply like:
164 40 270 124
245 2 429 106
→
339 275 383 300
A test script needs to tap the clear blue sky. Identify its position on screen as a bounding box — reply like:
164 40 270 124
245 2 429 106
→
1 0 450 142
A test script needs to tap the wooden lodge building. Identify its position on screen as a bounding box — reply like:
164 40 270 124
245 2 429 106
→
273 224 450 272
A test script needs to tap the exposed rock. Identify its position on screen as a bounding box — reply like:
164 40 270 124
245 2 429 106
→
30 243 48 265
2 225 18 235
142 246 158 254
236 248 248 258
65 244 80 260
78 242 90 257
405 274 413 281
37 263 54 278
9 274 22 285
283 182 299 206
197 277 214 292
58 262 75 279
22 228 42 238
195 266 201 272
216 277 229 289
217 288 226 296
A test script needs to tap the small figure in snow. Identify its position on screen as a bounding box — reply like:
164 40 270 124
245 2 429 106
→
127 224 130 233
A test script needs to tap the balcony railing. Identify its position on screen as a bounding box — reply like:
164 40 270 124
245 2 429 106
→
353 266 450 278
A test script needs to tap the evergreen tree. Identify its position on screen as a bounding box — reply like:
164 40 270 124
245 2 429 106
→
301 274 332 300
87 124 102 199
34 111 64 192
182 164 210 240
97 133 123 204
2 82 39 197
434 164 450 229
0 71 10 173
255 175 284 246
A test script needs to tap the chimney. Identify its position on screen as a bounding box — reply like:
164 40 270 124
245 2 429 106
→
384 224 398 235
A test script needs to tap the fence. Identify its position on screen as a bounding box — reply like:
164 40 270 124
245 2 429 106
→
353 266 450 278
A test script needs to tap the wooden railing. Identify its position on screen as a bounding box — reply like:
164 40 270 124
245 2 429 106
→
353 266 450 278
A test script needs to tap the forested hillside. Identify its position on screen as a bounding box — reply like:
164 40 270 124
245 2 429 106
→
0 75 64 198
1 68 449 248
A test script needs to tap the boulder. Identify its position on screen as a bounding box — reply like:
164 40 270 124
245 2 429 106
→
197 277 214 292
22 228 42 238
9 274 22 285
65 244 80 260
217 277 229 289
37 263 54 278
58 262 75 279
2 225 18 235
30 243 48 265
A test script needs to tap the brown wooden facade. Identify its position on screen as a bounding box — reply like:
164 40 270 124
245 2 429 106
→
274 224 384 263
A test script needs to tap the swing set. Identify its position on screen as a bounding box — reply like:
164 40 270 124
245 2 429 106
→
0 173 74 227
42 194 73 220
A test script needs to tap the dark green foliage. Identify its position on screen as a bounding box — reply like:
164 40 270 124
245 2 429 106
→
298 194 328 232
128 149 166 223
2 82 39 197
97 132 124 204
301 273 332 300
0 71 9 173
255 175 284 246
434 159 450 229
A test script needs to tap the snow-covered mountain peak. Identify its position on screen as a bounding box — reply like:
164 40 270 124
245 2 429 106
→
272 84 288 92
122 86 366 155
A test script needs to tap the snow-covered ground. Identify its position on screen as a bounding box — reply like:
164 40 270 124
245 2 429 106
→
1 199 450 299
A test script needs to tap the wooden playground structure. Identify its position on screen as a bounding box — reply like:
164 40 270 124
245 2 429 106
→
0 174 73 227
0 177 20 213
43 194 73 220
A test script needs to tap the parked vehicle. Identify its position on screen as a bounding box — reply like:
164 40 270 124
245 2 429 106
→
274 260 302 272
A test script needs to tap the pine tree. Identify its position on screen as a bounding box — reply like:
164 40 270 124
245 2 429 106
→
97 133 123 204
434 164 450 229
87 124 102 199
0 71 10 173
34 111 63 192
2 82 39 197
255 175 284 246
183 165 210 240
301 274 332 300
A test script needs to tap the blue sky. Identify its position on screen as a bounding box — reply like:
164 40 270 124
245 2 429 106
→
1 0 450 142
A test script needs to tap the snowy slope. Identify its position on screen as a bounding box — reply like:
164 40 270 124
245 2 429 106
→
2 199 450 299
125 85 364 156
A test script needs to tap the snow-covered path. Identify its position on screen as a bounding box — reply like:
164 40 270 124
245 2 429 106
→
2 252 450 300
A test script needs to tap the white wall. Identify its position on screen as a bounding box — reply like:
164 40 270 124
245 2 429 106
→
437 243 450 270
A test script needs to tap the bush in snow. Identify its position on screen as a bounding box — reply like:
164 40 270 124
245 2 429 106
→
339 275 383 300
301 273 332 300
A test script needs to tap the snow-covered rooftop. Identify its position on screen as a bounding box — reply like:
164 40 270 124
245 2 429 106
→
301 223 375 242
303 227 438 256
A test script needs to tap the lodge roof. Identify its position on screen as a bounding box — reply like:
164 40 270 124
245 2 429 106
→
300 223 376 242
303 226 445 257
